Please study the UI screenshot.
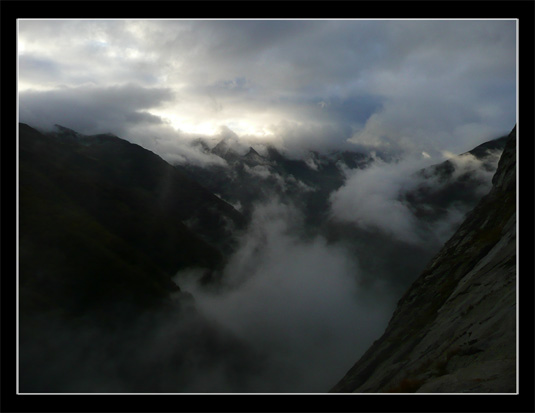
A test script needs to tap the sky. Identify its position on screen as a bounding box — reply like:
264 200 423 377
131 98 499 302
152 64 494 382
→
18 19 517 161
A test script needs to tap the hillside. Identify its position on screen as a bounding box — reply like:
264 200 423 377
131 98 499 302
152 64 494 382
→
330 126 517 393
18 123 259 393
19 123 244 317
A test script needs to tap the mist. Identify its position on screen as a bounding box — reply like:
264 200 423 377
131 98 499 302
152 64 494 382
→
18 130 505 393
20 198 397 393
175 199 396 392
330 147 503 247
330 155 428 244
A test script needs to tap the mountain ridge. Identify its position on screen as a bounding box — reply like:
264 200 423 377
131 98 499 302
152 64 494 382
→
330 126 517 393
18 122 245 317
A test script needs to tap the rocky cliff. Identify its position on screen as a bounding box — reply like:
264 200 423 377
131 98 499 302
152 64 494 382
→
331 126 517 393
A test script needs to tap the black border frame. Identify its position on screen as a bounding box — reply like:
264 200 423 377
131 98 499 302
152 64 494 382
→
2 2 534 412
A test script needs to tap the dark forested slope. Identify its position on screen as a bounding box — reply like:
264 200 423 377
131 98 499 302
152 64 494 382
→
19 123 244 317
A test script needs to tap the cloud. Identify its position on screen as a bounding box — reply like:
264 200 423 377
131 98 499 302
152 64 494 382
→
20 177 456 393
148 132 229 168
268 120 356 157
243 164 275 179
18 20 516 157
21 198 399 393
176 200 396 392
329 146 503 247
446 150 502 193
347 20 516 156
19 83 173 134
330 156 428 244
348 92 514 158
18 55 64 86
18 84 233 168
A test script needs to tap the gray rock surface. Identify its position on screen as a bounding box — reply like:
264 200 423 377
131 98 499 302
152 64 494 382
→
330 126 517 393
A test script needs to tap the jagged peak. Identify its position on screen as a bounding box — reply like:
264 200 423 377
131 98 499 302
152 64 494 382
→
246 146 260 157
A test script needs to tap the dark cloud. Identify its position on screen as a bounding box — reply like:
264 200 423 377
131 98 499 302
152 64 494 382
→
192 20 316 61
19 83 173 134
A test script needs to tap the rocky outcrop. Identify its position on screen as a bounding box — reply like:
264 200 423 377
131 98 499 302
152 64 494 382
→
331 126 516 393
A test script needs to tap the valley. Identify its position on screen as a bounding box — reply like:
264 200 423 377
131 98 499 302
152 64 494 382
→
17 122 514 393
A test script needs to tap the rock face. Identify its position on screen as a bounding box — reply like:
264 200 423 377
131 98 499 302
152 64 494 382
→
331 126 516 393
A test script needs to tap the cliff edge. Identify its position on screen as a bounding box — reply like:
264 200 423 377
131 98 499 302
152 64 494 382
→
331 126 517 393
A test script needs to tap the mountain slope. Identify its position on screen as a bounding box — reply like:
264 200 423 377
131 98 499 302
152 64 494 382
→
402 134 508 225
19 123 263 393
330 126 516 393
19 123 244 316
323 133 508 295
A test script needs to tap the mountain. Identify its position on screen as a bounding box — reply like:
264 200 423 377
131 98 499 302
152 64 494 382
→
19 123 244 317
330 126 516 393
18 123 263 393
180 133 508 298
18 121 515 393
243 146 268 166
402 134 508 225
183 134 506 234
181 140 373 228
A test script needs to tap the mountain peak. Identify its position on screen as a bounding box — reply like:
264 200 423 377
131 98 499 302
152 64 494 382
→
212 138 240 157
246 146 260 157
265 146 284 162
